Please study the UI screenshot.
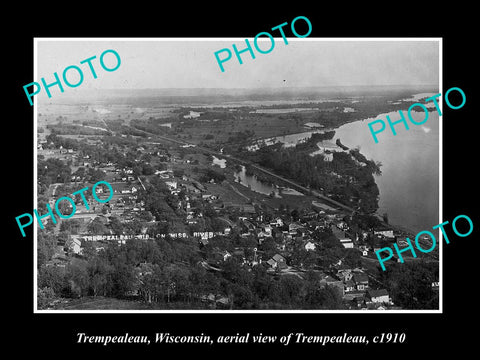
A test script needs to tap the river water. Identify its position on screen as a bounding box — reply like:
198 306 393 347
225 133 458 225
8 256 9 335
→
242 108 440 233
213 161 304 198
329 110 440 233
217 97 440 233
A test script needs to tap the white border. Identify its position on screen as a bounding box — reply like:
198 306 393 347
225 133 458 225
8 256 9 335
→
33 37 443 314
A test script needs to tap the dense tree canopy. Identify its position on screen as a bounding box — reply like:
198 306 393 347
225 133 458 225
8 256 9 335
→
241 143 381 213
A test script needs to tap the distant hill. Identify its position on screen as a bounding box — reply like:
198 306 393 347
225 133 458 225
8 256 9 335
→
51 85 438 106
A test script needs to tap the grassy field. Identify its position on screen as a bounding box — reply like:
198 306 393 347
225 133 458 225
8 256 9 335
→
50 296 151 310
52 296 210 310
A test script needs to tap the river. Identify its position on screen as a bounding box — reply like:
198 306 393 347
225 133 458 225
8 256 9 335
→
211 159 304 198
329 110 440 233
244 107 440 233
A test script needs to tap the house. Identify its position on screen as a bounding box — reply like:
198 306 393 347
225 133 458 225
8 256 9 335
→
276 261 288 270
331 226 353 248
266 259 277 268
212 250 231 263
256 230 271 240
340 239 354 249
65 237 81 255
155 169 172 175
304 241 316 251
266 259 276 267
367 289 390 303
289 222 305 233
396 237 409 246
344 280 356 293
270 217 284 227
343 291 366 302
267 254 288 271
259 224 272 236
336 266 353 281
353 273 369 291
374 227 395 239
165 181 177 190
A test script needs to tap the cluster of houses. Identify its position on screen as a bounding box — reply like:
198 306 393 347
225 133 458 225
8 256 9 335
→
195 224 394 309
39 135 411 310
334 265 392 309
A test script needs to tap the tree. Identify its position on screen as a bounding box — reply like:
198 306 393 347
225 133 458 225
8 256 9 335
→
228 283 255 309
81 241 97 259
87 217 109 234
173 169 184 178
342 248 362 268
221 258 253 288
107 262 137 298
210 217 226 232
37 233 57 268
141 163 155 175
109 216 124 234
65 258 90 298
37 287 56 309
278 275 304 307
291 247 318 269
38 266 68 296
379 262 438 309
258 238 277 259
137 263 162 303
382 212 389 224
38 158 72 186
310 285 344 309
165 264 192 302
252 265 274 302
59 218 82 234
290 208 300 221
137 210 154 222
87 256 112 297
204 204 217 219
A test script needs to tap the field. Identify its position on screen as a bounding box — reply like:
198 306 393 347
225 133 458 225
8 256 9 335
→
50 296 209 310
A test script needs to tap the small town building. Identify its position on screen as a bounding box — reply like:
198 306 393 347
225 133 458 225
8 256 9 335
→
367 289 390 303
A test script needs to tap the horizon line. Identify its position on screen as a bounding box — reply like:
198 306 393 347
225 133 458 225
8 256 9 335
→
72 84 439 91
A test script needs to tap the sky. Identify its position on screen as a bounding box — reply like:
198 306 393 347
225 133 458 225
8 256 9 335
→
35 38 440 93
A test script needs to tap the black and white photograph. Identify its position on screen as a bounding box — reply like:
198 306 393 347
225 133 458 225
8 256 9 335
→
7 6 478 356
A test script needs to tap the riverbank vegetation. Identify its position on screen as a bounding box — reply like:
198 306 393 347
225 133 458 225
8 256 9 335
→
241 143 381 213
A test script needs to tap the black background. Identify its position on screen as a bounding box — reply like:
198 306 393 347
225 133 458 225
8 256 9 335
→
6 4 478 356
